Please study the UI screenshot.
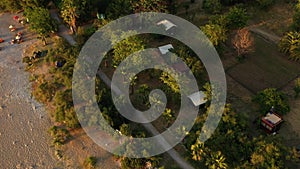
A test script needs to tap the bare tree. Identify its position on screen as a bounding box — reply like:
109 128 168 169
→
232 28 254 57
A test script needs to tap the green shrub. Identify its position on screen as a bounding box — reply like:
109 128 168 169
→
201 23 227 46
24 7 58 45
33 80 61 103
106 0 133 20
0 0 22 12
121 157 145 169
203 0 222 14
253 88 290 115
256 0 275 9
226 6 248 29
84 156 97 169
22 56 31 64
29 74 38 82
209 6 248 30
64 109 80 129
134 84 151 108
48 126 70 146
292 0 300 30
294 78 300 98
292 11 300 31
52 0 62 9
293 12 300 30
220 0 246 6
54 89 80 129
120 155 161 169
209 14 229 28
76 26 97 46
20 0 50 9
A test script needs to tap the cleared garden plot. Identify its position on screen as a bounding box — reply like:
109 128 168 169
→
227 35 300 93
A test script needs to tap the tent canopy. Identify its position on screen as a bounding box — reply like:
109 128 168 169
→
187 91 207 106
157 19 177 31
263 113 283 125
158 44 174 55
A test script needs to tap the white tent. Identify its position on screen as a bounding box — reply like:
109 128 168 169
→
158 44 174 55
263 113 282 125
187 91 207 106
157 19 177 31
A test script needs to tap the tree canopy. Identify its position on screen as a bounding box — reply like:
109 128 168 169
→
226 6 248 29
25 7 58 45
131 0 168 13
112 31 145 67
106 0 133 19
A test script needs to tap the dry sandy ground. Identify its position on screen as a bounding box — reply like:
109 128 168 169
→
0 13 59 168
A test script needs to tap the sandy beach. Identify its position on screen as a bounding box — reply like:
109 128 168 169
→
0 13 59 168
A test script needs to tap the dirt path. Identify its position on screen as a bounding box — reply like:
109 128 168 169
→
0 13 59 168
49 9 76 46
249 27 281 44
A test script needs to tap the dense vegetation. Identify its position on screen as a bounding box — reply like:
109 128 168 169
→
279 0 300 61
15 0 300 168
253 88 290 115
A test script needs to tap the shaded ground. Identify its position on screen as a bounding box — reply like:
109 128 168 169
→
247 0 294 36
176 0 203 15
281 78 300 141
280 78 300 168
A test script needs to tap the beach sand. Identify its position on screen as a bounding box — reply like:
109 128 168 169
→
0 13 59 168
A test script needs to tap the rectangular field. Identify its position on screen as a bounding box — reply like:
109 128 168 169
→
227 35 300 93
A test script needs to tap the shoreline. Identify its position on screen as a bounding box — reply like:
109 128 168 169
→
0 13 59 168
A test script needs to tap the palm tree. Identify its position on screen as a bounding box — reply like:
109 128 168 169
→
279 31 300 61
191 140 206 161
205 151 228 169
